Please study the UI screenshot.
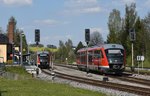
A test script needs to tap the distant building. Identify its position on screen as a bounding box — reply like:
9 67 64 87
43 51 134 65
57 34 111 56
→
0 16 17 63
7 16 16 44
0 33 9 62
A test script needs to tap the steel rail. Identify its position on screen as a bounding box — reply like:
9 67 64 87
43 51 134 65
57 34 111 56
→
54 63 150 86
42 69 150 96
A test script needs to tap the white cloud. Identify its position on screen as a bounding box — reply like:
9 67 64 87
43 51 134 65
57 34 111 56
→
90 27 109 41
0 0 32 6
90 28 103 33
52 34 72 41
79 7 101 14
110 0 136 7
65 0 97 7
66 34 72 39
64 0 102 15
144 0 150 8
34 19 59 26
34 19 69 26
122 0 136 5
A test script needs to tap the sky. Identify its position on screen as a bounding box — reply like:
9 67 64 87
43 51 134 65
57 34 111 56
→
0 0 150 47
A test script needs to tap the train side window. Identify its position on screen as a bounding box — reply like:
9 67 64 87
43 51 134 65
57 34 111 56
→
80 52 86 62
94 50 104 58
88 51 93 62
94 50 100 58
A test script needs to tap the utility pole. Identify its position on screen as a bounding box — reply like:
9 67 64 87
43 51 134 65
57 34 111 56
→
131 43 134 69
20 31 23 66
85 29 90 74
35 29 40 68
129 28 136 72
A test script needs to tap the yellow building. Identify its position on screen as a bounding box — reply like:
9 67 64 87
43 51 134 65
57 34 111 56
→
0 44 7 62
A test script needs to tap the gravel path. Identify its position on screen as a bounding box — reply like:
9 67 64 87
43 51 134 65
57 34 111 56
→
37 72 139 96
32 66 150 96
54 66 150 89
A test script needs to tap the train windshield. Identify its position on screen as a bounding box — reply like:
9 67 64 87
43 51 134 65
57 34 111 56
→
39 54 48 61
105 49 124 64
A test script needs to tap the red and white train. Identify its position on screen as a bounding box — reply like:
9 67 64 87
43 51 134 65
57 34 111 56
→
76 44 126 74
36 51 50 69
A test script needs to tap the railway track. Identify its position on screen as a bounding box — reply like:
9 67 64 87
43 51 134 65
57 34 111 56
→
42 69 150 96
54 63 78 70
54 63 150 75
54 63 150 86
111 76 150 87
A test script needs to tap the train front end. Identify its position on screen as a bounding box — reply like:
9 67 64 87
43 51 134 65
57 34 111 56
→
104 44 126 74
37 51 50 69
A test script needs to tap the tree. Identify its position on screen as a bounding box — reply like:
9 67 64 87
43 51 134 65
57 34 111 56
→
65 39 75 63
121 3 138 56
143 13 150 60
14 29 28 54
134 17 145 57
56 40 66 62
0 33 9 43
47 44 57 49
75 41 84 54
14 29 20 47
89 31 104 46
56 39 75 63
107 9 122 43
29 43 44 47
65 39 73 52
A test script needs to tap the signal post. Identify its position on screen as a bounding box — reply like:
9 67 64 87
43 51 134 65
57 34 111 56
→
129 28 136 72
85 29 90 74
35 29 40 76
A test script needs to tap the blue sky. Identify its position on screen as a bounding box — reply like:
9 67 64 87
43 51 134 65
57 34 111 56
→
0 0 150 47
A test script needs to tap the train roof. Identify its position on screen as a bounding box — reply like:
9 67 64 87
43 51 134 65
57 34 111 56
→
77 44 124 52
102 44 124 49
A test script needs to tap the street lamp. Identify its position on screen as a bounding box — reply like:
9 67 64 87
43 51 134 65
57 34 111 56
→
11 42 15 64
28 42 31 64
20 31 24 66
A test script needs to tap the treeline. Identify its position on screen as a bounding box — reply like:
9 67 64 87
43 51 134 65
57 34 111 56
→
29 44 57 49
55 39 76 63
107 3 150 66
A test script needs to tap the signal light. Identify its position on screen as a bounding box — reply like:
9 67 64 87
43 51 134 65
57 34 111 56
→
129 29 136 42
35 29 40 43
85 29 90 43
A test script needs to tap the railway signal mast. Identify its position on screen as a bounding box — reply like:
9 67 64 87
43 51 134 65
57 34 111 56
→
129 28 136 72
35 29 40 68
35 29 40 45
85 29 90 74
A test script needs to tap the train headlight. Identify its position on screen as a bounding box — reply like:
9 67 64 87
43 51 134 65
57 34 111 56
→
109 59 112 63
121 65 125 69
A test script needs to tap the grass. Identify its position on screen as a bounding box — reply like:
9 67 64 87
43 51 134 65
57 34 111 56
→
126 55 150 68
5 66 29 76
29 47 57 53
0 66 106 96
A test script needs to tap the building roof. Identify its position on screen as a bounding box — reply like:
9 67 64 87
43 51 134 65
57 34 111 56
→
0 33 9 44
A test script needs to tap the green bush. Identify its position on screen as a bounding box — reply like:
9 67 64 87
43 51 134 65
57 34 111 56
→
126 55 150 67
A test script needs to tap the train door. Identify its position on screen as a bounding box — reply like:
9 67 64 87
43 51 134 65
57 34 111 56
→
80 52 86 64
93 50 103 66
93 50 101 66
37 54 40 66
76 53 80 64
88 51 93 65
